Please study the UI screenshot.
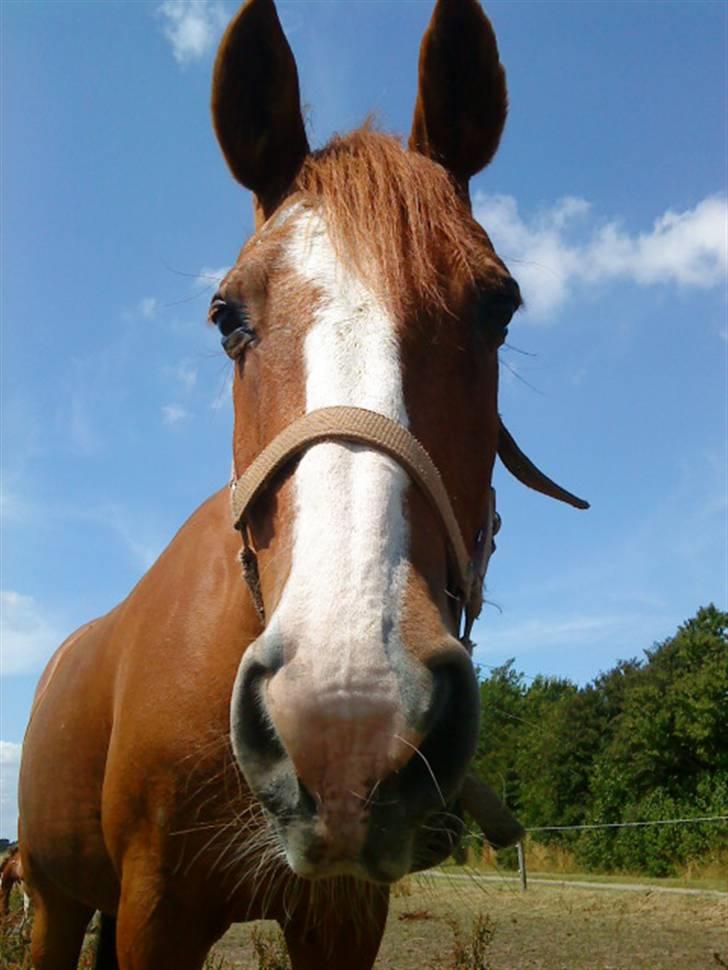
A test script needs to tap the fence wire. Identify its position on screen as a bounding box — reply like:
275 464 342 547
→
526 815 728 833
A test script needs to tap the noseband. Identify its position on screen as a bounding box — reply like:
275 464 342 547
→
230 405 588 646
229 406 498 646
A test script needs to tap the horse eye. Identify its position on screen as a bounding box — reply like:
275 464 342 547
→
481 279 521 344
209 294 255 358
486 297 516 331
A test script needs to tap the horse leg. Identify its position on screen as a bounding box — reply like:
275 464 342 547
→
0 879 9 918
115 879 227 970
281 886 389 970
28 878 94 970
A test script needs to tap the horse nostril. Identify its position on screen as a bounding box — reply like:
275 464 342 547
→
230 650 299 814
231 660 285 766
397 652 479 814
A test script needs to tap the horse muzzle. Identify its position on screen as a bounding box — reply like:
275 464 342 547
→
229 630 479 882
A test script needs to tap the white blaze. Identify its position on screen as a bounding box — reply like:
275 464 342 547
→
268 210 410 723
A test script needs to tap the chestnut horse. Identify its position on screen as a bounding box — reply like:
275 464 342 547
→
0 845 30 929
19 1 587 967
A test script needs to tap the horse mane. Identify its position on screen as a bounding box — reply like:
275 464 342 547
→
292 127 493 314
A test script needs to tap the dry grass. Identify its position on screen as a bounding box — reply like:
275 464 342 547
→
441 912 496 970
211 875 727 970
3 874 725 969
248 925 291 970
680 847 728 884
0 908 97 970
473 839 578 875
0 925 31 970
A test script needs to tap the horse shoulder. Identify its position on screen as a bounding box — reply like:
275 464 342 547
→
19 610 121 910
95 488 260 879
20 488 254 912
109 485 256 707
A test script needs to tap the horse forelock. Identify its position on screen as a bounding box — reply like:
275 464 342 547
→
291 127 497 315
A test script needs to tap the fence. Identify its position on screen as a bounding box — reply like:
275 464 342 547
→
514 814 728 891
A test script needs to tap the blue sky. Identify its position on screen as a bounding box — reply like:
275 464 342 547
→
1 0 726 839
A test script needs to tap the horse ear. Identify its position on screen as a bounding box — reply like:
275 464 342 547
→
409 0 507 197
211 0 309 218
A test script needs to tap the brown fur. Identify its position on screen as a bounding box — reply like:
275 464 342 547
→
212 0 309 219
410 0 508 193
293 127 506 315
0 846 23 918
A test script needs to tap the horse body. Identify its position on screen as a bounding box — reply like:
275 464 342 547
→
19 1 586 967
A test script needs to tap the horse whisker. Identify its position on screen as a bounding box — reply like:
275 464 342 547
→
393 734 446 807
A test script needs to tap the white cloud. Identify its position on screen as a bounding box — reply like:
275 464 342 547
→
120 296 159 323
174 362 198 390
0 591 59 676
198 265 230 287
158 0 228 65
0 741 21 841
210 373 233 411
0 484 30 524
139 296 158 319
78 503 164 571
473 192 728 321
69 392 101 455
3 489 164 573
476 612 628 654
161 404 189 425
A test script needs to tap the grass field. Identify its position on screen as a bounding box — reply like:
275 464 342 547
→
2 874 726 969
211 875 727 970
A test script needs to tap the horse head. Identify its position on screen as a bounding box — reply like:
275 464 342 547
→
209 0 580 885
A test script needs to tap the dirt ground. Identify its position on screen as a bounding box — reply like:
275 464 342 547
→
211 874 727 970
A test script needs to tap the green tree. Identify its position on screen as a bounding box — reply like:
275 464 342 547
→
470 608 726 875
516 681 603 837
471 661 525 813
577 605 728 874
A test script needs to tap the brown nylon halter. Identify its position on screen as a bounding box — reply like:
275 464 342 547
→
230 406 495 643
230 406 588 644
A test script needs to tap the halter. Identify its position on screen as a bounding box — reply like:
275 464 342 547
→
230 405 588 646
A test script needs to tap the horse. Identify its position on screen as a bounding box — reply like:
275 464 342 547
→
18 1 587 967
0 845 31 930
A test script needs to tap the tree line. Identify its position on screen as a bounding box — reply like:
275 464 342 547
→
470 605 728 876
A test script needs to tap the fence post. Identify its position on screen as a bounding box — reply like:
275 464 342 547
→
517 840 527 892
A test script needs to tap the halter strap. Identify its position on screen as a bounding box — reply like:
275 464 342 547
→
498 420 589 510
230 406 474 604
230 406 587 638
